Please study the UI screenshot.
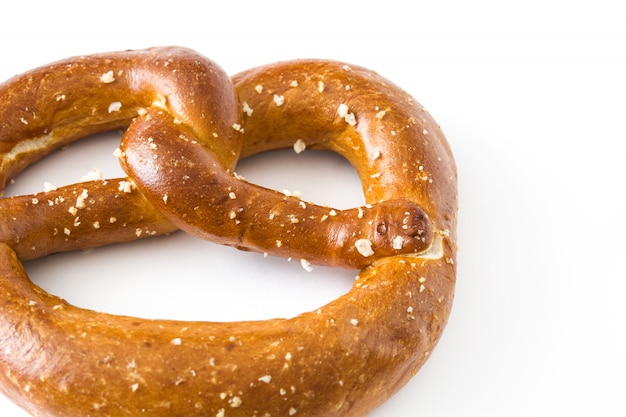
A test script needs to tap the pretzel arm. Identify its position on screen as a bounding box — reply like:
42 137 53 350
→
0 181 176 260
121 109 433 269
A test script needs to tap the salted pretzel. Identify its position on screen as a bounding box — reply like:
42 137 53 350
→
0 47 457 417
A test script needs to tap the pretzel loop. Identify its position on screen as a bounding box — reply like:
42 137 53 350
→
0 48 457 417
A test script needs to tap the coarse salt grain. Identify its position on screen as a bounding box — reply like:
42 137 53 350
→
43 182 57 192
108 102 122 113
258 375 272 384
118 180 134 193
293 139 306 154
113 148 125 159
76 189 89 207
273 94 285 106
337 103 349 117
242 101 253 116
301 259 313 272
229 396 242 408
337 104 357 126
81 168 103 182
355 239 375 257
100 71 115 83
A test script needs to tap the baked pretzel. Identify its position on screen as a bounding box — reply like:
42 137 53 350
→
0 47 457 417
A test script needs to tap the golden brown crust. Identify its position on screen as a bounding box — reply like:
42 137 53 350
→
0 48 457 417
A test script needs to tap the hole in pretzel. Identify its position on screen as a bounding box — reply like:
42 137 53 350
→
235 148 365 210
8 131 360 322
4 132 125 197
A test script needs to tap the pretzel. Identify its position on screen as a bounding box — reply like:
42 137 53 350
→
0 47 457 417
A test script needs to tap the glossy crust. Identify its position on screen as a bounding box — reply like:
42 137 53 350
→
0 48 457 417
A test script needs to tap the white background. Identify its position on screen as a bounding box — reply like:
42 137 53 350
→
1 0 625 415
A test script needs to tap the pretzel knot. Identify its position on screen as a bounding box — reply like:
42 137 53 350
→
0 47 457 417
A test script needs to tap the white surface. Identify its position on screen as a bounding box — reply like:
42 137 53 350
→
1 0 625 416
